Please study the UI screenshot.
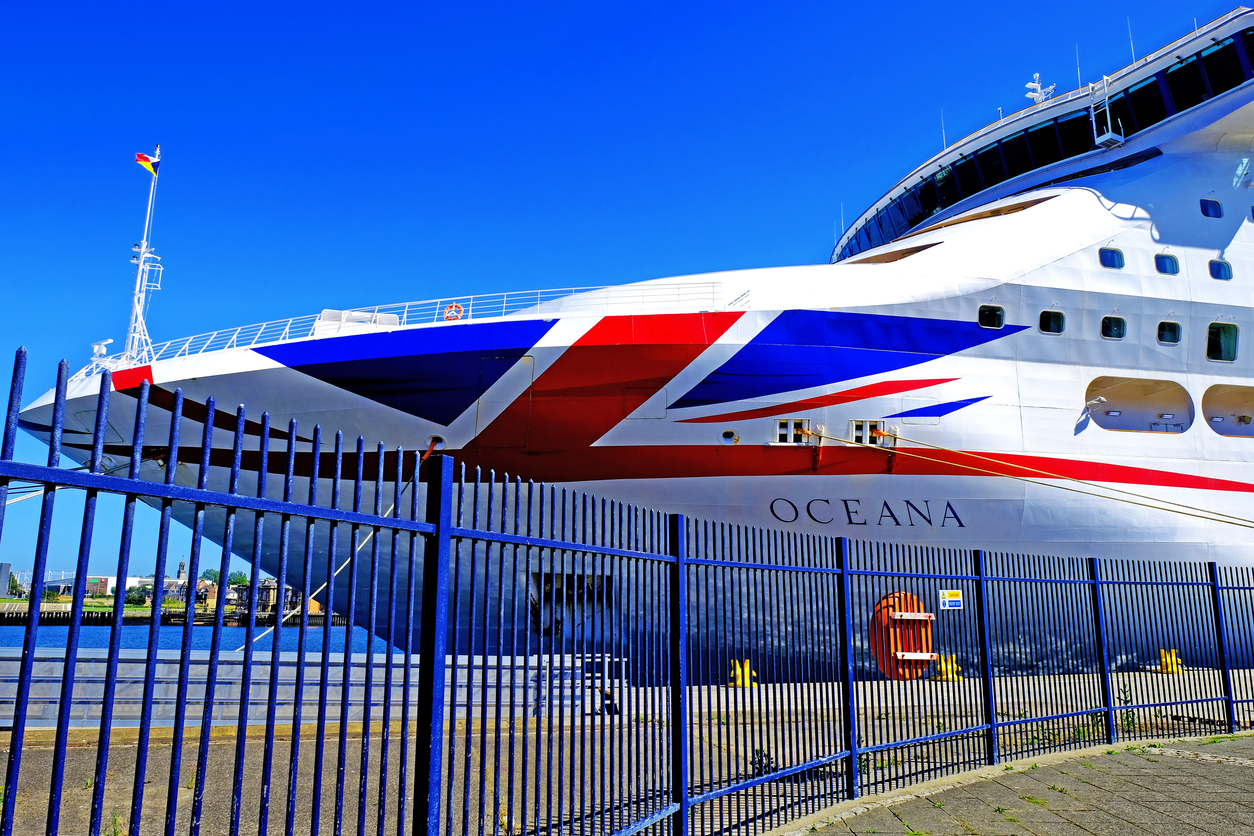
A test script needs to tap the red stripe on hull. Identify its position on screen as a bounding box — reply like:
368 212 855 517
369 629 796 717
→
679 378 959 423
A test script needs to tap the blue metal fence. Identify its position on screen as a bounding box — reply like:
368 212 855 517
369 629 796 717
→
1 346 1252 836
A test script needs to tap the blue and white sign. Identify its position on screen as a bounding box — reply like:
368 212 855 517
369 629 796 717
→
939 589 963 610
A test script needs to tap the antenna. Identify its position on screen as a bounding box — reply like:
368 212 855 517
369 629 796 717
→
1076 44 1082 89
123 145 164 364
1025 73 1056 104
1128 18 1136 62
941 108 947 149
840 202 845 235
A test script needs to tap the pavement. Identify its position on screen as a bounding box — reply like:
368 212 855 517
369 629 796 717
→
768 733 1254 836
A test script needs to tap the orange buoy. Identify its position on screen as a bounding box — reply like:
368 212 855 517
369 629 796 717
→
869 591 936 680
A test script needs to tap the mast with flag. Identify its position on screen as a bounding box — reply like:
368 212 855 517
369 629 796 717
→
123 145 163 364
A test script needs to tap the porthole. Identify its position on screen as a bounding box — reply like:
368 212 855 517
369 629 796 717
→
1101 316 1127 340
1154 254 1179 275
1208 322 1239 362
1098 248 1125 269
1210 259 1233 281
1201 199 1224 218
719 428 739 446
1157 321 1181 344
1038 310 1065 334
978 305 1004 329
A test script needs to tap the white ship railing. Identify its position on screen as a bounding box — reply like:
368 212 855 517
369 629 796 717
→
72 280 743 381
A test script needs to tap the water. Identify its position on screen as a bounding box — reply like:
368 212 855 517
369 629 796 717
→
0 623 395 654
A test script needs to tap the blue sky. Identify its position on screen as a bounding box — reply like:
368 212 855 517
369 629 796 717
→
0 0 1231 575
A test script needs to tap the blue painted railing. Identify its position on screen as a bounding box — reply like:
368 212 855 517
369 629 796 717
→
1 345 1253 836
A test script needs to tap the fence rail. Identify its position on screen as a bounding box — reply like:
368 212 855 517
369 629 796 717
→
2 346 1254 836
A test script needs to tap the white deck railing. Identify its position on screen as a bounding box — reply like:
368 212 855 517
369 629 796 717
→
72 280 743 381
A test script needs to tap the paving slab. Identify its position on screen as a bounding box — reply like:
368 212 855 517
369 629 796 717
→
766 733 1254 836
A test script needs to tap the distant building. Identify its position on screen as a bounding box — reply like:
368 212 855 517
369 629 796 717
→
177 560 187 581
196 579 218 609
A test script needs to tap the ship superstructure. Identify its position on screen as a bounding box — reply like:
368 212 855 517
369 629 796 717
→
20 9 1254 570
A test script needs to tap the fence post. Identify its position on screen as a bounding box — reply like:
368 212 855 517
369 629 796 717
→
837 538 860 800
1088 558 1116 744
667 514 690 836
1208 562 1238 734
972 550 999 764
414 454 454 836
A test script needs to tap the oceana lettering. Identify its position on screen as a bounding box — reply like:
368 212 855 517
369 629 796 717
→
776 498 965 528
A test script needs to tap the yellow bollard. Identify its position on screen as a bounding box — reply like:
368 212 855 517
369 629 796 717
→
728 658 759 687
932 654 963 682
1157 649 1183 674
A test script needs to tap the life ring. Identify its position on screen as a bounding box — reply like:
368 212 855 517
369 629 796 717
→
868 591 935 681
443 303 464 321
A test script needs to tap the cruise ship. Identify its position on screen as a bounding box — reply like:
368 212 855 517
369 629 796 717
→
20 9 1254 568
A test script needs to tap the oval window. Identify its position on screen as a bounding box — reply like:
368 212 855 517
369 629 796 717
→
978 305 1005 329
1157 321 1181 344
1039 310 1065 334
1086 376 1194 433
1154 254 1179 275
1201 199 1224 218
1101 316 1127 339
1203 384 1254 437
1099 247 1125 269
1210 259 1233 280
1208 322 1239 362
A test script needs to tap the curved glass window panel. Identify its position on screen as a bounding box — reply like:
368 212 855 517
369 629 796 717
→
976 143 1007 188
1208 322 1239 361
935 166 960 209
1201 39 1246 96
1201 199 1224 218
875 209 897 240
1101 316 1127 339
899 189 924 229
1108 93 1134 136
1210 259 1233 280
856 225 871 252
1002 131 1032 178
866 216 885 248
1039 310 1065 334
1158 321 1181 344
886 200 908 236
1154 253 1179 274
952 155 981 197
1167 56 1208 111
978 305 1004 329
917 177 940 218
1027 122 1063 167
1127 77 1168 129
1057 110 1095 158
1098 247 1125 269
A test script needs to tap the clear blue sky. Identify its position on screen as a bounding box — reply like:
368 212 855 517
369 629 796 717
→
0 0 1230 575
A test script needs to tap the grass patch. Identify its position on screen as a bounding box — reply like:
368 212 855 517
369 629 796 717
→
1022 796 1046 806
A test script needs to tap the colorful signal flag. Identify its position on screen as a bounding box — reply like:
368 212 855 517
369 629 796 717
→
135 153 159 176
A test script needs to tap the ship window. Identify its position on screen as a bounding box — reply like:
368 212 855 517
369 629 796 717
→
1210 259 1233 280
1126 77 1168 129
1201 39 1245 97
1027 122 1063 167
775 418 810 444
1098 247 1125 269
952 155 982 197
1002 131 1032 178
1167 56 1208 111
1201 199 1223 218
1158 321 1181 344
935 165 961 210
899 189 924 229
976 142 1007 188
917 177 940 219
1057 110 1095 158
1101 316 1126 340
1096 93 1133 137
1154 254 1179 275
978 305 1004 329
1039 310 1065 334
1208 323 1239 361
886 200 908 235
